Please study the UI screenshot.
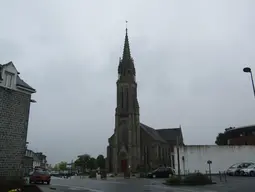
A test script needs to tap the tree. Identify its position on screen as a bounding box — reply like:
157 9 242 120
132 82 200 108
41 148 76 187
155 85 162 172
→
87 157 96 170
53 164 59 171
215 133 228 145
74 154 91 172
96 155 105 169
58 161 67 171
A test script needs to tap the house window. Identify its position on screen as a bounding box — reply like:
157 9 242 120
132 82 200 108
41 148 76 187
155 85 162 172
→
155 145 158 158
158 146 161 159
5 72 14 88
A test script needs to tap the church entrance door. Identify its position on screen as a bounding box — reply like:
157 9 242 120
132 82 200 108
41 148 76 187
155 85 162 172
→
121 159 128 172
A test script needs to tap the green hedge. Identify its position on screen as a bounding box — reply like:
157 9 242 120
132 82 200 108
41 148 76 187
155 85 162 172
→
183 173 212 185
89 171 97 178
166 176 181 185
166 173 213 186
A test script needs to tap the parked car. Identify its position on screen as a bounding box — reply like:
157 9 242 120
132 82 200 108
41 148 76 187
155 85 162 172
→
147 167 175 178
227 162 254 176
29 170 51 184
240 164 255 176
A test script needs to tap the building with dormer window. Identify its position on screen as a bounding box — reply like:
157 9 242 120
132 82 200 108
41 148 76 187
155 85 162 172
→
0 61 36 180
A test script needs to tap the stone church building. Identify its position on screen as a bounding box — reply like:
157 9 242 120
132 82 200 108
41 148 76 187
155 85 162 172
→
106 29 184 173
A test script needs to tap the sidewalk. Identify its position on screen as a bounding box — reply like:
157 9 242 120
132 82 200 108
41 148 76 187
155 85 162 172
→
37 185 58 192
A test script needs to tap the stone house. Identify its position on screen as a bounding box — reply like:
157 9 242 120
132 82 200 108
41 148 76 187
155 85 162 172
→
24 149 41 171
35 152 47 168
0 61 36 180
106 29 184 174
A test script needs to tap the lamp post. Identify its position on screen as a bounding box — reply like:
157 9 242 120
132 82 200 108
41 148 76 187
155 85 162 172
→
243 67 255 98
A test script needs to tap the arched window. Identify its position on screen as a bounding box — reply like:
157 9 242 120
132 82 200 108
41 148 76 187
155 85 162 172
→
121 88 124 108
126 88 129 110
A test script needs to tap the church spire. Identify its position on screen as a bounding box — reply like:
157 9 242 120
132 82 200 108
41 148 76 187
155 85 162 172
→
122 24 131 61
118 21 136 76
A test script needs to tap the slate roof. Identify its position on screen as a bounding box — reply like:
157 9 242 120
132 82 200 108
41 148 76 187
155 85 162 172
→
156 128 183 142
140 123 167 143
16 75 36 92
108 123 183 144
0 62 36 92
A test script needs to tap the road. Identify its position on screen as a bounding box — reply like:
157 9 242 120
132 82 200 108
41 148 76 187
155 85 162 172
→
38 176 218 192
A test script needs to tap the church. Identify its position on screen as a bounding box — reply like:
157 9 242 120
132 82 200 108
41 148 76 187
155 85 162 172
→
106 28 184 174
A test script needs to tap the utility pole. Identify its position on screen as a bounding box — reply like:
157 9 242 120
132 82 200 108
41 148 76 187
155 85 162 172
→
176 136 181 177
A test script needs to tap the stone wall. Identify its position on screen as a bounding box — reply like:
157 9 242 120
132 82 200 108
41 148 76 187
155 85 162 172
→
0 86 31 180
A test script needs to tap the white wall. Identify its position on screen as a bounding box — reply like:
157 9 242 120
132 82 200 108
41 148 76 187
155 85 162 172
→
174 145 255 174
33 161 41 168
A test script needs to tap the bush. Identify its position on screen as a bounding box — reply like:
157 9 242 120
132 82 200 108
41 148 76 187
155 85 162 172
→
89 171 97 178
182 173 212 185
165 173 213 186
100 170 107 179
166 176 181 185
139 172 146 178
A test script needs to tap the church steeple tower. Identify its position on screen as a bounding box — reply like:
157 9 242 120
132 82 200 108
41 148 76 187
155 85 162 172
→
118 27 136 77
113 25 141 174
116 27 139 114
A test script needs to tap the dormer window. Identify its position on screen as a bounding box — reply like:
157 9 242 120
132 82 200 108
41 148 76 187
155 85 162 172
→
5 71 14 88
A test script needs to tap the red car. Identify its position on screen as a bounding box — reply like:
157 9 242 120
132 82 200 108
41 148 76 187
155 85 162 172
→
29 170 51 184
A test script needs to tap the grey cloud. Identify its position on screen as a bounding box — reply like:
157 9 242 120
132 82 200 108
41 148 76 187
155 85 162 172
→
1 0 255 164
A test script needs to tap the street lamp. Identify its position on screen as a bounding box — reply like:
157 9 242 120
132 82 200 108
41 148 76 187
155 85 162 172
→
243 67 255 98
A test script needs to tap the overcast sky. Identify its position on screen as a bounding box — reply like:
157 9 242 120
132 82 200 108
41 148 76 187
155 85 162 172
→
1 0 255 165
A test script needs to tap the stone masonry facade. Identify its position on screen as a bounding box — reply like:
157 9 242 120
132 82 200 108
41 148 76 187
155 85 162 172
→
0 62 35 180
0 87 31 179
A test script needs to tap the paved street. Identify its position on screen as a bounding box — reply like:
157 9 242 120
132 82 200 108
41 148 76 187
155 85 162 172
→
37 175 255 192
199 175 255 192
38 176 218 192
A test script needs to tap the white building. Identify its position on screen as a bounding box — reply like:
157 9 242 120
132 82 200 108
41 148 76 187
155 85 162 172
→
174 145 255 174
25 149 41 169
